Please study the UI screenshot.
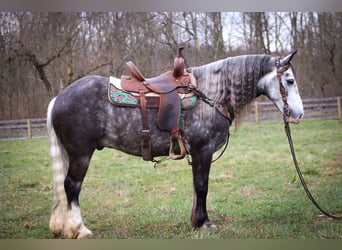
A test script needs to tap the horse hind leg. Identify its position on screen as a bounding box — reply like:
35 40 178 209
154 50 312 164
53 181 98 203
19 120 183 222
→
47 98 92 239
62 153 95 239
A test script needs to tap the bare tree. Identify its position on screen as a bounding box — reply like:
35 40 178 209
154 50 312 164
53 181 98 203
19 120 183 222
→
1 12 342 119
207 12 225 59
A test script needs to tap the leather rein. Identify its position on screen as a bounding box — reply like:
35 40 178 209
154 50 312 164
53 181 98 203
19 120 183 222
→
276 56 341 220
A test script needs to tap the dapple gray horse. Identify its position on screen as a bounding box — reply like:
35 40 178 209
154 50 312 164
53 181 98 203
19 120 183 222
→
47 52 303 238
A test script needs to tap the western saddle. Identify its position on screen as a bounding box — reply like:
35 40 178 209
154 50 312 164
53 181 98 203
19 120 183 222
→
119 47 193 161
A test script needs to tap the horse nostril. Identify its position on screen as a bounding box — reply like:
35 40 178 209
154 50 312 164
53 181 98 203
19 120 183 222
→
299 114 303 119
287 79 295 84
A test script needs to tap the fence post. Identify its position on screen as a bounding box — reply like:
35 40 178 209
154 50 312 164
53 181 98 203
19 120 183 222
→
27 119 32 139
338 96 342 119
254 101 259 124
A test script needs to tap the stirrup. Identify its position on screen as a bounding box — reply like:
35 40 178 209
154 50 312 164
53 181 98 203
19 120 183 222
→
169 132 187 160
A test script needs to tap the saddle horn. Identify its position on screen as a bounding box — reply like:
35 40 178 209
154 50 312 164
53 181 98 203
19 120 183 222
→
173 46 185 77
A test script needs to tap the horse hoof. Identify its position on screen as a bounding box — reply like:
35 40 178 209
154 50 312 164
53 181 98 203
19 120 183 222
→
77 226 93 239
200 220 217 230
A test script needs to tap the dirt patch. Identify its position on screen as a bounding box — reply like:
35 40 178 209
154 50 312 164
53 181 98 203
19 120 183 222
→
240 185 258 196
335 153 342 163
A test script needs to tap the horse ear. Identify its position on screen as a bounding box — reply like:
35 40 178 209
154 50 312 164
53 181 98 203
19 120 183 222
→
280 51 297 66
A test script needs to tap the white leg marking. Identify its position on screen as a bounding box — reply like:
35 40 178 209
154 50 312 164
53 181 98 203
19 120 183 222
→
64 202 93 239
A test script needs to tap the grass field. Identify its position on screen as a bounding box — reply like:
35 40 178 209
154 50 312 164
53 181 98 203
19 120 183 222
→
0 119 341 239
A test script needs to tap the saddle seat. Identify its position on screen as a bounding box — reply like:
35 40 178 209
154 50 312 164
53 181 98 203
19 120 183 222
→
118 47 194 161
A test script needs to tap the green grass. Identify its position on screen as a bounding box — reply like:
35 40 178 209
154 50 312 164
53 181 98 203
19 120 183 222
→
0 119 341 239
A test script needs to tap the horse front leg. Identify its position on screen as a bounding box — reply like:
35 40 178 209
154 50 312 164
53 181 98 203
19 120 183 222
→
190 147 216 229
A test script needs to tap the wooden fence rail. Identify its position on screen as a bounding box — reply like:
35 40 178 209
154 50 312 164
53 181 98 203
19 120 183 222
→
0 118 47 140
243 96 341 124
0 96 341 140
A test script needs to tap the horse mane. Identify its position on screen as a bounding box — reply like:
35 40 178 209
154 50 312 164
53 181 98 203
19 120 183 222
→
192 54 274 121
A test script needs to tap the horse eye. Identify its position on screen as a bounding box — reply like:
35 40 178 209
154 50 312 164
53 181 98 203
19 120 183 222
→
287 79 294 85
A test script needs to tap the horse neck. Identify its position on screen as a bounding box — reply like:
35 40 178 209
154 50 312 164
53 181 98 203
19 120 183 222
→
192 55 273 115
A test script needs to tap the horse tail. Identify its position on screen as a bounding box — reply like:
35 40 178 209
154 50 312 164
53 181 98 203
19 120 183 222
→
47 97 69 212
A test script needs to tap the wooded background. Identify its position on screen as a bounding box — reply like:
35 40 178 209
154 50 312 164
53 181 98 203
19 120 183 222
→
1 12 342 119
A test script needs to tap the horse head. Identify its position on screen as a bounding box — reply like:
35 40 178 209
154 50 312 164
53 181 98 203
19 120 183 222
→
258 51 304 124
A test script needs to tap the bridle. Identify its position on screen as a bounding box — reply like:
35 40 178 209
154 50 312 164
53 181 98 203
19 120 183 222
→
275 57 290 122
275 56 341 220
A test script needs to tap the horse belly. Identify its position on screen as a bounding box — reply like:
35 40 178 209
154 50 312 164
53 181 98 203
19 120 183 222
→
100 105 172 158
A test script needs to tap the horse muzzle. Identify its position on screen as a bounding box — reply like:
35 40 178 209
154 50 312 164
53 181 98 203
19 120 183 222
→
287 114 303 124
